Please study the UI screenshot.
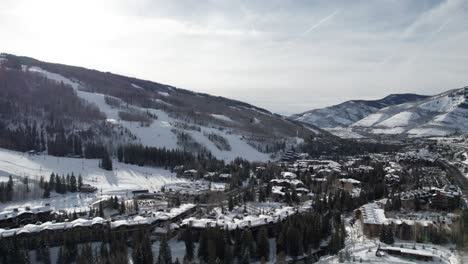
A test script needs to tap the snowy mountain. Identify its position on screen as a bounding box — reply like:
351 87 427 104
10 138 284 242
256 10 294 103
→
351 87 468 137
291 94 428 129
0 53 321 162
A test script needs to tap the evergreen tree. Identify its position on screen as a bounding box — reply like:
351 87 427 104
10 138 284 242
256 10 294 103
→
240 250 251 264
64 234 78 263
182 228 194 261
57 246 65 264
101 150 113 171
41 244 51 264
207 240 216 264
78 174 83 191
257 227 270 261
241 229 256 259
287 226 303 257
157 236 172 264
49 173 56 191
0 182 5 202
43 182 50 198
198 229 209 262
132 228 153 264
6 175 14 201
228 196 234 211
224 244 233 264
99 202 104 217
99 242 110 264
35 238 51 264
77 243 94 264
39 175 45 189
119 200 126 215
70 174 77 192
55 175 61 193
233 228 243 261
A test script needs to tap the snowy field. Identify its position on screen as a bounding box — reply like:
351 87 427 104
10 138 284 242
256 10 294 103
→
0 148 186 195
0 192 97 213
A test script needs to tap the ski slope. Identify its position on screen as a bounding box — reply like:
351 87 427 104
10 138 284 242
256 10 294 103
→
27 67 271 162
0 148 186 194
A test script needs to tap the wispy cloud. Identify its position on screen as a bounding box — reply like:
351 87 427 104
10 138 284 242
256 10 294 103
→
294 10 341 41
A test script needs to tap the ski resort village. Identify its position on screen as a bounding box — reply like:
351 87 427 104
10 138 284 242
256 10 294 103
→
0 49 468 264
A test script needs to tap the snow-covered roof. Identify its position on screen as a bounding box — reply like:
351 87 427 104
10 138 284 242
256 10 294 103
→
339 178 361 184
380 246 434 258
0 206 53 220
281 172 297 179
360 203 387 225
272 186 285 196
0 204 196 238
181 206 295 231
270 179 304 187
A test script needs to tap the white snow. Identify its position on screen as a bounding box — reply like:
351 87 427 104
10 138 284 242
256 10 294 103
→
350 88 468 137
377 111 420 128
26 66 271 162
371 127 407 135
0 148 186 195
181 206 295 231
131 83 144 90
294 101 380 128
318 216 462 264
324 127 364 139
210 114 234 123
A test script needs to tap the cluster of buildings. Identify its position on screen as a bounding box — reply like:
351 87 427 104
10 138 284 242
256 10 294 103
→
0 206 53 228
0 203 197 244
399 185 462 211
357 200 460 240
181 206 296 232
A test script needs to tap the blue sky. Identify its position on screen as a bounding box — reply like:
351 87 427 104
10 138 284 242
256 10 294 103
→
1 0 467 114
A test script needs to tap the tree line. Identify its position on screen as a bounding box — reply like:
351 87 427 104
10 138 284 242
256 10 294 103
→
39 173 83 197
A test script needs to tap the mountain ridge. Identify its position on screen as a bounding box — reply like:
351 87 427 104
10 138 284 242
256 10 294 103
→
0 53 324 162
291 93 429 128
351 86 468 137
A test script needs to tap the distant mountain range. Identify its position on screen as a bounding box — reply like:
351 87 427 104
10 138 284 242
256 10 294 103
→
352 88 468 137
290 94 429 128
292 88 468 138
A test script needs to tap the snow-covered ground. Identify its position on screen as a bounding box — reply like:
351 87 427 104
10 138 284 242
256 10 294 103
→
324 127 364 139
210 114 235 123
27 66 271 162
293 101 379 128
0 192 96 213
0 148 186 195
351 88 468 137
317 217 462 264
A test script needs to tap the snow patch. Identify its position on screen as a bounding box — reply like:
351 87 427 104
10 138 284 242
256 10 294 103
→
211 114 234 123
131 83 144 90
